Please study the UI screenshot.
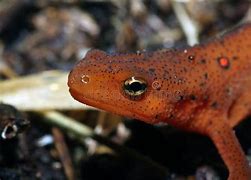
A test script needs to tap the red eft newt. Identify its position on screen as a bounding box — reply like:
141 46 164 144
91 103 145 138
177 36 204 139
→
68 23 251 179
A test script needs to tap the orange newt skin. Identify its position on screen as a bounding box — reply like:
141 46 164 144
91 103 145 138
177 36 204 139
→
68 24 251 179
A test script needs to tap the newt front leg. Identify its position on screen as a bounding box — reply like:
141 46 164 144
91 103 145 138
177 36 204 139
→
206 119 250 180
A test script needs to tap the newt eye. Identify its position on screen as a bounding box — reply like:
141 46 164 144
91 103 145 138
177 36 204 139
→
123 77 147 100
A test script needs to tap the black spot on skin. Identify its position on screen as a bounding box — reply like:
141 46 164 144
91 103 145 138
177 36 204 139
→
208 120 213 125
155 114 160 119
199 82 206 87
107 65 112 72
190 95 197 100
200 59 206 64
204 73 208 79
168 114 174 119
233 56 238 60
149 68 155 73
225 88 232 96
211 101 218 109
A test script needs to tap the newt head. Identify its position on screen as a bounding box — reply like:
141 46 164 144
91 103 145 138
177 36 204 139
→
68 49 176 124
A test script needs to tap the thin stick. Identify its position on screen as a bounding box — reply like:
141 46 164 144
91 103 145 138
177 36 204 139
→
52 128 75 180
171 0 199 45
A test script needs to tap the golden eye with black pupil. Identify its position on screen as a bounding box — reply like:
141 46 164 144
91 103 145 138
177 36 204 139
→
123 77 147 100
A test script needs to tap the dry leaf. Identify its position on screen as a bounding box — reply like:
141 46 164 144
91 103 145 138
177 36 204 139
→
0 70 93 111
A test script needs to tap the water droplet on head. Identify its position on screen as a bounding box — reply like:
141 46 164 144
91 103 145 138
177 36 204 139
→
174 90 184 102
81 75 90 84
136 50 141 55
178 79 183 84
184 49 188 53
152 81 162 90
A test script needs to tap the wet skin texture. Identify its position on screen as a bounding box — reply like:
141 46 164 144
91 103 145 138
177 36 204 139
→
68 23 251 179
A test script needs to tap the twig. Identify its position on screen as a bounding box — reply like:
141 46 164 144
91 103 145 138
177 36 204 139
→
0 62 17 79
171 0 200 45
42 111 93 137
52 128 75 180
0 44 17 79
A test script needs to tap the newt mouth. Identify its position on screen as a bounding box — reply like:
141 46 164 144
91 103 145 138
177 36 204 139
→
69 88 156 124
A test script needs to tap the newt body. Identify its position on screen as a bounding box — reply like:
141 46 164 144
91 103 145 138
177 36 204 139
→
68 24 251 179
